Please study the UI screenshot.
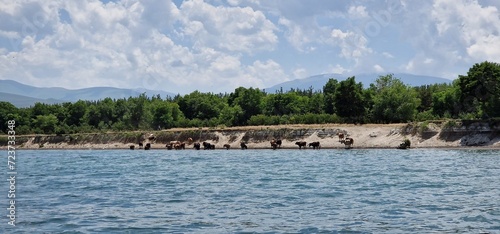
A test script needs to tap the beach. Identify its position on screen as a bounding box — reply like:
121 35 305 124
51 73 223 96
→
4 122 499 150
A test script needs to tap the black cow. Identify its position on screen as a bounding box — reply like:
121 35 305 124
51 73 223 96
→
240 142 248 150
193 142 201 150
295 141 307 149
308 141 320 149
202 142 215 150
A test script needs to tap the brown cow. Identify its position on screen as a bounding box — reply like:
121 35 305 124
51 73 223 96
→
337 132 345 142
223 144 230 150
174 142 185 150
295 141 307 149
270 139 278 150
342 138 354 149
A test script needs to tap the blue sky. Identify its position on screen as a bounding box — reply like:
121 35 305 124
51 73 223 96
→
1 0 499 94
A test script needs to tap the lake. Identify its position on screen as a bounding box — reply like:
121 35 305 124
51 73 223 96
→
2 149 499 233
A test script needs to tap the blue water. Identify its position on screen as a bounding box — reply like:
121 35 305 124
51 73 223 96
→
1 149 499 233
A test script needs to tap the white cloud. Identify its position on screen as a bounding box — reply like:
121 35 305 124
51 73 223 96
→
1 0 500 95
179 0 277 53
328 64 349 74
329 29 372 61
292 68 307 79
373 64 384 73
348 5 369 19
382 52 394 58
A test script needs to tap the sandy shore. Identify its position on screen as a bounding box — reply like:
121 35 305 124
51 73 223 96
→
5 123 499 150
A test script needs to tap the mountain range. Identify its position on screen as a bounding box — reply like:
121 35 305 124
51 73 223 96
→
1 73 452 108
0 79 176 108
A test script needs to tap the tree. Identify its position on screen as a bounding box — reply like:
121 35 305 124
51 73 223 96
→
177 91 225 121
66 100 87 127
371 74 420 123
32 114 59 134
334 76 366 122
458 61 500 118
431 82 460 118
323 78 338 114
0 102 18 134
228 87 264 125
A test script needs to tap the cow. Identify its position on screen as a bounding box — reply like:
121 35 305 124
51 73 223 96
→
270 139 278 150
223 144 231 150
276 139 282 148
202 142 215 150
147 134 156 141
193 142 201 150
295 141 307 149
308 141 321 149
174 142 186 150
144 143 151 150
240 142 248 150
342 138 354 149
129 145 135 150
138 142 143 149
337 132 345 142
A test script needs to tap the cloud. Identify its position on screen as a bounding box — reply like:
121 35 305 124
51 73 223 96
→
1 0 500 95
179 0 278 53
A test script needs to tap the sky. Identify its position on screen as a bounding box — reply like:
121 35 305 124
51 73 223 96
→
1 0 500 95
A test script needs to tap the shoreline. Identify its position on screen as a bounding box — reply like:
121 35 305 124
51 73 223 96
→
2 122 499 150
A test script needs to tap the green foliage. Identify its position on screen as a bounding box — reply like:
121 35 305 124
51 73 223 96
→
458 61 500 118
0 102 18 134
415 110 436 122
1 62 499 135
323 78 338 114
334 77 366 122
372 74 421 123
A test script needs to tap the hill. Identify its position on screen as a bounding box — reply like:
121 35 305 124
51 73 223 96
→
264 73 452 93
0 79 176 107
0 92 65 108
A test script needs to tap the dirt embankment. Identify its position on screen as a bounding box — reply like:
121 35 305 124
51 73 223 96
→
1 120 500 150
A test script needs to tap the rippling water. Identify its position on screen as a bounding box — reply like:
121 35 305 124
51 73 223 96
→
2 149 499 233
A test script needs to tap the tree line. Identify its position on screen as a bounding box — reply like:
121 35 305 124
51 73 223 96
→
1 61 499 135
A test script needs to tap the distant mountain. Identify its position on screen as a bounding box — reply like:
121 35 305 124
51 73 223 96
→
0 92 66 108
264 73 453 93
0 79 176 107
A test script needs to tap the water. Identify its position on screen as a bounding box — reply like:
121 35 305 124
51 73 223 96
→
2 149 499 233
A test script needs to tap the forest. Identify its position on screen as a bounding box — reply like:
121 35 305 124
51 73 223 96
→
1 61 499 135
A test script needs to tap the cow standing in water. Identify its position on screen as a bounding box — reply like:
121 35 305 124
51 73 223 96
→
223 144 231 150
240 142 248 150
270 139 278 150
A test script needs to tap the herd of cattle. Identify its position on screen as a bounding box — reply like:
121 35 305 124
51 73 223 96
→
130 132 355 150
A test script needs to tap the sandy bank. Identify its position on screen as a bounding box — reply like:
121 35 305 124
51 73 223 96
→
2 121 499 150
